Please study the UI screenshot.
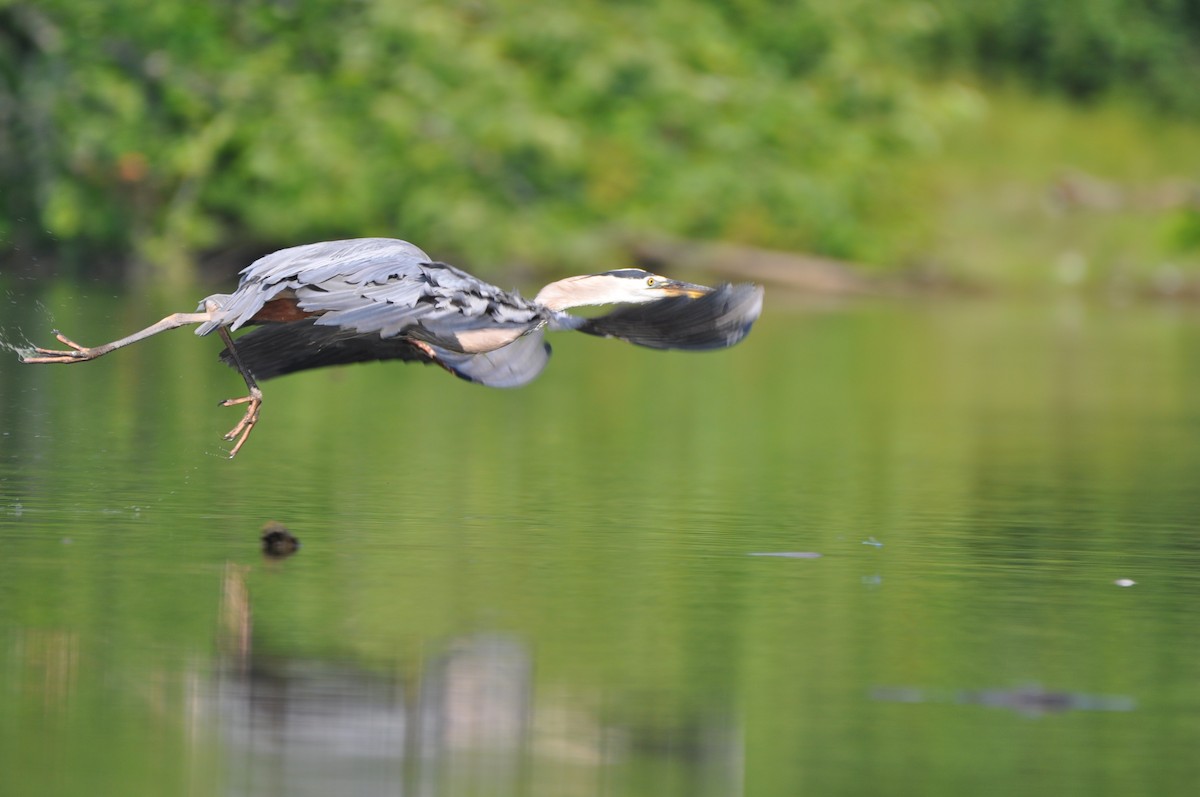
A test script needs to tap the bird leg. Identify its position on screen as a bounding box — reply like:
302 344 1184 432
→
216 325 263 458
21 306 268 457
19 312 213 364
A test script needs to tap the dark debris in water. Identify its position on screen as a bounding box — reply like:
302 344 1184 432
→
870 685 1136 717
261 520 300 559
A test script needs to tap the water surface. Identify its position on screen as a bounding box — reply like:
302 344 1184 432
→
1 284 1198 795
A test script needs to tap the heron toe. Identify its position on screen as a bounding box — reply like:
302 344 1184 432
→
220 389 263 457
21 331 96 363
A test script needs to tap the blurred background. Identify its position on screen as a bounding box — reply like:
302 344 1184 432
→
4 4 1200 796
3 0 1200 295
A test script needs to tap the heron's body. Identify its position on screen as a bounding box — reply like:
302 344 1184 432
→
20 237 763 456
201 238 552 352
198 238 565 388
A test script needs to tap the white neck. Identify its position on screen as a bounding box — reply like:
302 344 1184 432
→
534 277 605 311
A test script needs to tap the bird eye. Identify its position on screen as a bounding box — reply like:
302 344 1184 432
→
646 277 655 287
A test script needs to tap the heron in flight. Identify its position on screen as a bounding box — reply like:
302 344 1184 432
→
20 238 763 456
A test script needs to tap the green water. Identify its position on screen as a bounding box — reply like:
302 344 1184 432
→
1 286 1198 796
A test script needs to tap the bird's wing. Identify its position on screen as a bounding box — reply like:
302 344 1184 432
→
197 239 548 352
576 284 764 350
218 319 436 380
198 238 434 334
219 319 551 387
303 260 547 354
240 237 435 285
425 330 552 388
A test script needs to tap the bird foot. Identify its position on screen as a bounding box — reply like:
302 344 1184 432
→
220 388 263 458
19 331 98 363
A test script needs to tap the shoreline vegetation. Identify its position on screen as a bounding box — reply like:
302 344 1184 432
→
2 2 1198 297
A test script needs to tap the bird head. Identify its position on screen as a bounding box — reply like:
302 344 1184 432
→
535 268 711 311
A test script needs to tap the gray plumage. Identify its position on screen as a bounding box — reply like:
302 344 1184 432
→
20 235 762 456
198 238 546 346
198 237 762 389
198 238 559 386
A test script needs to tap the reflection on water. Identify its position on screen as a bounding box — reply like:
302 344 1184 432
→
215 563 411 797
213 657 408 797
210 564 740 797
3 291 1200 795
870 685 1136 717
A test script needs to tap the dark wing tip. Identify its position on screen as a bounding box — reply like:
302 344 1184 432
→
577 283 763 351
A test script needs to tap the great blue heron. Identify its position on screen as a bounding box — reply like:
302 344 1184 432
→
20 238 763 456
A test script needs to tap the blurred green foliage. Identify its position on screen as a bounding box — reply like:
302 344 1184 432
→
919 0 1200 112
1 0 1198 281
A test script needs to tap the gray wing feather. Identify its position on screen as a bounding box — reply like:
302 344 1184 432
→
243 238 432 285
195 238 550 351
313 299 430 334
196 238 434 335
356 279 430 307
429 331 552 388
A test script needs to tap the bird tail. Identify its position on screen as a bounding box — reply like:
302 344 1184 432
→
576 283 763 351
